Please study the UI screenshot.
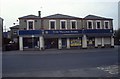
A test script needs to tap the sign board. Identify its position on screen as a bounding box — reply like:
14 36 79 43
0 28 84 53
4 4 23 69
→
44 30 82 34
18 29 113 35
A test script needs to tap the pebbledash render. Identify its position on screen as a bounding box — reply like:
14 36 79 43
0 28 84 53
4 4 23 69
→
18 11 114 51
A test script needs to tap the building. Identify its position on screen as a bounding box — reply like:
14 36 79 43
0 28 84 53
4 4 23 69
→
18 12 114 51
10 25 19 43
0 17 3 50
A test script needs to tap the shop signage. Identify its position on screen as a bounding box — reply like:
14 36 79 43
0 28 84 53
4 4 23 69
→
18 29 113 35
44 30 82 34
18 30 43 35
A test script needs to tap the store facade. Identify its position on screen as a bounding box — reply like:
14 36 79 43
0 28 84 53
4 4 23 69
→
18 13 114 51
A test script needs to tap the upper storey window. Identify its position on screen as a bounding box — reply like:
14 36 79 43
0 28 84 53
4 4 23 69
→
70 20 77 29
87 20 93 29
60 20 67 29
96 21 101 29
104 21 110 29
27 20 34 30
49 20 56 30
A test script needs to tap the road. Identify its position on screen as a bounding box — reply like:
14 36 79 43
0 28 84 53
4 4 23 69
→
2 47 119 77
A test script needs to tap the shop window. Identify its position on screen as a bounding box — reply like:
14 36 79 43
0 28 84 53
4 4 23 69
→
87 20 93 29
60 20 67 29
49 20 56 30
23 37 39 48
87 37 95 46
70 38 82 47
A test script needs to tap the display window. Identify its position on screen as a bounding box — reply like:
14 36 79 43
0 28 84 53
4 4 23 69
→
23 37 39 48
70 38 82 47
87 37 95 46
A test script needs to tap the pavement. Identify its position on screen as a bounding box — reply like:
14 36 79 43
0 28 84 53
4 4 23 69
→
2 46 119 55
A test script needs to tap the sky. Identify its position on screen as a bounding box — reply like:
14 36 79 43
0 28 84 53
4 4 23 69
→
0 0 119 31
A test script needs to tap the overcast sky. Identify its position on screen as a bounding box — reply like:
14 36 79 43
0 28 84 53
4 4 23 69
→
0 0 119 31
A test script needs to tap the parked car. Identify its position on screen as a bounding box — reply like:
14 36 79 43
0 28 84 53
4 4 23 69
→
5 41 19 51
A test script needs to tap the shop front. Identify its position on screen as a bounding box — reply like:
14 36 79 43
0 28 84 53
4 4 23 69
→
18 29 114 50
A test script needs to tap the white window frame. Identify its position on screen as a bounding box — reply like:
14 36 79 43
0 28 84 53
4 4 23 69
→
70 20 77 29
96 20 102 29
60 20 67 30
49 20 56 30
104 21 110 29
27 20 35 30
87 20 93 29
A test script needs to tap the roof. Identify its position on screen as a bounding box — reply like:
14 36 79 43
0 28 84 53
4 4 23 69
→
84 15 113 20
19 15 40 19
0 17 3 20
10 25 19 29
42 14 81 19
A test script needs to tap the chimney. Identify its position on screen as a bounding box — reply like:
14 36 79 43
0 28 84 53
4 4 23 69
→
38 11 41 17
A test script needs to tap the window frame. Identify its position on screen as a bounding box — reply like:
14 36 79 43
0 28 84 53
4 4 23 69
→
49 20 56 30
27 20 35 30
87 20 93 29
70 20 77 29
104 21 110 29
60 20 67 30
96 20 102 29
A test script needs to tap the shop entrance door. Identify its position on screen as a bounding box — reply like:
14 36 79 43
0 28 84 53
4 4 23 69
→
87 37 95 47
45 38 58 49
62 38 67 48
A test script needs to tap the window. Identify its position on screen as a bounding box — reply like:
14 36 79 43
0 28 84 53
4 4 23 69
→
49 20 56 30
96 21 101 29
70 20 77 29
27 20 34 30
13 31 17 34
87 20 93 29
60 20 67 29
29 21 33 29
87 37 95 46
104 21 109 29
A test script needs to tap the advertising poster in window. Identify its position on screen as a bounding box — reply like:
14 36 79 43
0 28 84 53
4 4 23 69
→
87 38 95 46
70 39 81 47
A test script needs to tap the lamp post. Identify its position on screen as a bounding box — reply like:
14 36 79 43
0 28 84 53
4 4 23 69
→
32 35 34 49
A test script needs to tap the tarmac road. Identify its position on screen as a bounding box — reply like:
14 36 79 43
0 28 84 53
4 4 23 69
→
2 47 119 77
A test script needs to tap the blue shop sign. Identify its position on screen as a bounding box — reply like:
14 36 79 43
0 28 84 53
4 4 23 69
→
83 29 113 34
18 29 113 35
18 30 43 35
44 30 83 34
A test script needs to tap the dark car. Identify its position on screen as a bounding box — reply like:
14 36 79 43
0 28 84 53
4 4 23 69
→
5 43 19 51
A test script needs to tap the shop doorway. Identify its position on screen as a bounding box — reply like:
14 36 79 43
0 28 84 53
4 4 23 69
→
23 37 39 49
87 37 95 47
62 38 67 48
45 38 58 49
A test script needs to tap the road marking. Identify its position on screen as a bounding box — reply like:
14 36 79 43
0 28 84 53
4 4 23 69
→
97 65 119 75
